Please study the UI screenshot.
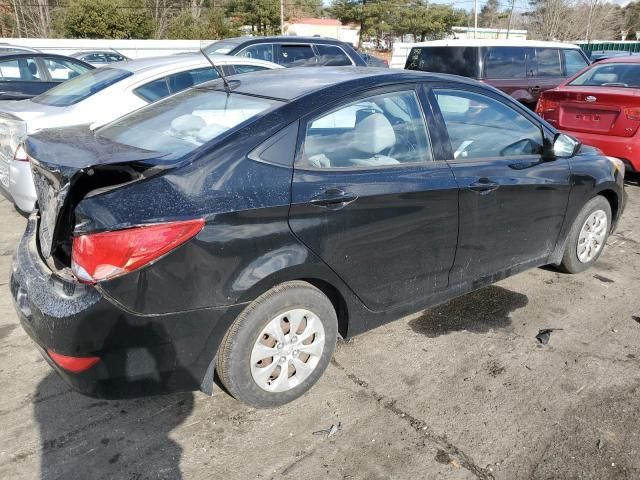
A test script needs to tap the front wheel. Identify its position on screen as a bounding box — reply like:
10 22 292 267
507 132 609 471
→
216 281 338 408
560 196 612 274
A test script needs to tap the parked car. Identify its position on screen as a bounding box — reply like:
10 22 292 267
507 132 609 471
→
589 50 640 63
360 51 389 67
11 68 625 406
0 52 93 101
0 43 40 54
70 50 130 66
0 54 281 212
536 56 640 173
205 36 367 67
405 39 590 109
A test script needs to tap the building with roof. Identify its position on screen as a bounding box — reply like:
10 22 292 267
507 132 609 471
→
283 18 360 47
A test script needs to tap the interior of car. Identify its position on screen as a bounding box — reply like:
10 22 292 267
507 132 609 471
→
302 91 432 169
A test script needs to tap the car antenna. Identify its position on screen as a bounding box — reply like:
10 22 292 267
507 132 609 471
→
200 47 230 93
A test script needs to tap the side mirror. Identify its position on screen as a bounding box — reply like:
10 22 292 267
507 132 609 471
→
552 133 581 159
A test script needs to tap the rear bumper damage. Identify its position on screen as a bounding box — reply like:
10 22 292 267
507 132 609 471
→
11 215 244 398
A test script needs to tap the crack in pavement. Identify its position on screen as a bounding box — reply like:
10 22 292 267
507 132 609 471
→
330 358 495 480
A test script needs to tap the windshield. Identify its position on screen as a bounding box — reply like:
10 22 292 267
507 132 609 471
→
569 63 640 88
205 41 240 55
32 68 132 106
97 88 283 160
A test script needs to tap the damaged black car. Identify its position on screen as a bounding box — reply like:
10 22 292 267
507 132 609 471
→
11 68 626 407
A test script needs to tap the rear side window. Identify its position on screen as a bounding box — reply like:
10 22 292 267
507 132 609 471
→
84 53 106 63
434 89 543 160
300 90 432 169
0 58 42 81
484 47 527 79
315 44 352 66
32 68 132 106
41 57 91 81
237 44 274 62
135 78 170 102
233 64 269 74
405 47 479 78
564 49 589 76
135 67 219 102
106 54 126 62
279 45 316 67
531 48 562 77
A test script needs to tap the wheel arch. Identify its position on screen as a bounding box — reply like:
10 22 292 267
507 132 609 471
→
595 188 620 225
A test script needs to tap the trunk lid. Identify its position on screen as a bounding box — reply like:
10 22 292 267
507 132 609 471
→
26 125 171 261
540 86 640 137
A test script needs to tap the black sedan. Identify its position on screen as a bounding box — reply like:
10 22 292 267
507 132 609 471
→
205 36 367 67
12 68 625 407
0 52 93 100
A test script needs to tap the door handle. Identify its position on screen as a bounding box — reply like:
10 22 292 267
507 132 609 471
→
309 188 358 208
468 178 500 195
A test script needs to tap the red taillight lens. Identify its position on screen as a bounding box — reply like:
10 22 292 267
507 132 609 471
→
624 107 640 121
47 350 100 373
13 144 28 162
71 218 205 283
536 97 559 116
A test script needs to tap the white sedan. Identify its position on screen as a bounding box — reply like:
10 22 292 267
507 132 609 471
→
0 54 282 212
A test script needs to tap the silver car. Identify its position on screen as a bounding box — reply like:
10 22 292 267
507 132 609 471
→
0 54 282 212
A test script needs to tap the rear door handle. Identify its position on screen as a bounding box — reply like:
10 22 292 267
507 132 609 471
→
468 178 500 195
309 188 358 208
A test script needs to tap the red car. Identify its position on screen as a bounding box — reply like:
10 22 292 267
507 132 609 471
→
537 56 640 172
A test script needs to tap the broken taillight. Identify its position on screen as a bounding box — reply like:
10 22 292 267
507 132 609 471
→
71 219 205 283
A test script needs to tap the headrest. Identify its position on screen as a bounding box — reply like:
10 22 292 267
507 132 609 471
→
352 113 396 154
593 73 618 84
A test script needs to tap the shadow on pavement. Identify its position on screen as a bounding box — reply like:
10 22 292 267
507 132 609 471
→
34 373 194 480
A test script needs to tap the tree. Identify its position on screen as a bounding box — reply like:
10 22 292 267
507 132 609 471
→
479 0 504 29
225 0 280 35
330 0 465 47
57 0 154 39
167 9 238 39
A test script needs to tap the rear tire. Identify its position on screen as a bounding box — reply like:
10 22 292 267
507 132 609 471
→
216 281 337 408
559 196 611 274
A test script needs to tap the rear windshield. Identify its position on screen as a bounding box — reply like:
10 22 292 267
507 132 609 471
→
32 68 132 106
205 41 240 55
96 88 283 160
405 47 479 78
569 63 640 88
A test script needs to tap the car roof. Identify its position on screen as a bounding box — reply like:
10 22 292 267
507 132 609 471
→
596 55 640 64
0 52 92 63
200 66 474 101
71 51 127 57
209 36 349 47
109 53 281 74
409 39 582 50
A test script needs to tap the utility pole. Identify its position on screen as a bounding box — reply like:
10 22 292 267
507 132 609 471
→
506 0 516 39
585 0 596 44
474 0 478 39
280 0 285 35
